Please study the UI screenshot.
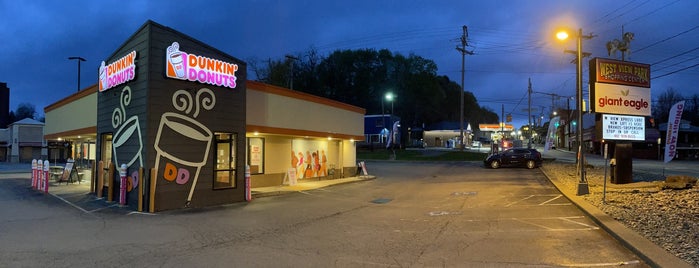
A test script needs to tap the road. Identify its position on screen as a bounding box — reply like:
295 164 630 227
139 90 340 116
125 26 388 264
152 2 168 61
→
0 162 647 267
539 146 697 178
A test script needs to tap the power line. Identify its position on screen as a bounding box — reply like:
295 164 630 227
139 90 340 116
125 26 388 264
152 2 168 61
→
635 24 699 53
651 45 699 65
652 62 699 80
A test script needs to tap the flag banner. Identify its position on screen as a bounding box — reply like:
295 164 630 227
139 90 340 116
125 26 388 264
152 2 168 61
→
664 101 685 163
544 116 560 152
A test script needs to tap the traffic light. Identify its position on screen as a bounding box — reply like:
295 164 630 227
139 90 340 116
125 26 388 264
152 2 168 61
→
506 114 512 122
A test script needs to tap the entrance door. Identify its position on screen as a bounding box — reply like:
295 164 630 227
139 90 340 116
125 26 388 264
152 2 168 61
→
100 134 113 189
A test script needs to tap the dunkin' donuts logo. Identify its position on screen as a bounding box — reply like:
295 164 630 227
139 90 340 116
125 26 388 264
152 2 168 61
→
165 42 239 89
99 51 137 92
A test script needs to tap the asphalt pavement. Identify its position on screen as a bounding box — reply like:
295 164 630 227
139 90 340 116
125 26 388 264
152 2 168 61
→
1 150 697 267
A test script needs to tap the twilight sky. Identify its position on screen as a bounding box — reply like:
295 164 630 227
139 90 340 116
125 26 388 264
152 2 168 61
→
1 0 698 128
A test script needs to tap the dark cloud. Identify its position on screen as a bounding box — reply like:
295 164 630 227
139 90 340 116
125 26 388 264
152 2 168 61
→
1 0 697 128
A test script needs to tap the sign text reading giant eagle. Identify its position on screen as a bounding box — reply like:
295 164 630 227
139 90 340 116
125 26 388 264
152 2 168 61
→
165 42 239 89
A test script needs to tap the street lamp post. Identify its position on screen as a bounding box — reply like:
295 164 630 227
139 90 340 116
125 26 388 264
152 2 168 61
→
557 28 594 196
285 55 299 90
68 56 86 92
386 92 395 126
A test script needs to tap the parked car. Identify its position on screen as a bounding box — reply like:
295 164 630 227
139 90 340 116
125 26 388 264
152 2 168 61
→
484 148 542 169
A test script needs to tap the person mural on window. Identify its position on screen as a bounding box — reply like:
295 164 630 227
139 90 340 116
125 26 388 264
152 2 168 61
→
312 151 320 177
291 151 298 170
305 151 313 178
319 150 327 177
296 152 305 179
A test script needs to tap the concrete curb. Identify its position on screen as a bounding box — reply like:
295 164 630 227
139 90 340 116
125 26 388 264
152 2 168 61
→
251 175 377 198
540 167 692 268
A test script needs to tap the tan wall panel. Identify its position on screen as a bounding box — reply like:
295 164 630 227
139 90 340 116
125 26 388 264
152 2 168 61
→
45 92 97 135
342 140 357 169
247 89 363 138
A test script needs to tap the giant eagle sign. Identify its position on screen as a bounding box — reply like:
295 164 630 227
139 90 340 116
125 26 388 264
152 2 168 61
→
589 58 651 117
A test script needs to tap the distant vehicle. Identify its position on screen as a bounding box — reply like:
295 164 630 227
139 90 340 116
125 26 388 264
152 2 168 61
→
501 139 512 150
484 148 543 169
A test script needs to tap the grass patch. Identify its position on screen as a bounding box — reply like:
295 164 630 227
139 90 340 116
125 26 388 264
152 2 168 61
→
357 149 487 161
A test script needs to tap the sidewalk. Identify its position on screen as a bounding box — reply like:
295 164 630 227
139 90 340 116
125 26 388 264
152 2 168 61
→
252 175 376 198
1 162 377 207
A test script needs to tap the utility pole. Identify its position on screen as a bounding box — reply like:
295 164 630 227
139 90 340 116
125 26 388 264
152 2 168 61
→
528 78 532 149
567 97 571 151
456 25 473 151
501 104 504 147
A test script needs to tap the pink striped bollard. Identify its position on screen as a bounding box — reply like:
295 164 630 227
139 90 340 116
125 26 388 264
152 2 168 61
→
36 160 43 191
31 159 37 189
43 160 50 193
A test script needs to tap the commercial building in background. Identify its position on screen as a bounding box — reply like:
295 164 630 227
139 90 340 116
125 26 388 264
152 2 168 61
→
44 21 364 211
0 82 9 128
0 118 46 162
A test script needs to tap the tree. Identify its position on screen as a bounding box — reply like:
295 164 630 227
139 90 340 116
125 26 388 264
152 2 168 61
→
653 88 684 124
253 48 498 132
10 102 36 123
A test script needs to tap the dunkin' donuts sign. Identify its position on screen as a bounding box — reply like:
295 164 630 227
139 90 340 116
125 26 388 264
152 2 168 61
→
99 51 137 92
165 42 239 89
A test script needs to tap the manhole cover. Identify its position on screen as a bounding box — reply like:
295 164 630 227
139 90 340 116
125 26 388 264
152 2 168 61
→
370 198 392 204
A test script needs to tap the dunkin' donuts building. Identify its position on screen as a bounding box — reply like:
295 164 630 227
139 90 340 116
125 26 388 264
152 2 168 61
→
44 21 364 211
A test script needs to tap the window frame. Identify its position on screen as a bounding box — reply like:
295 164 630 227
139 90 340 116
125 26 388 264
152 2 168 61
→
247 137 265 175
213 132 237 190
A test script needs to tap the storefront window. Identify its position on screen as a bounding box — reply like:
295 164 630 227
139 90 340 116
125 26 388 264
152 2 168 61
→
247 137 264 174
214 132 236 189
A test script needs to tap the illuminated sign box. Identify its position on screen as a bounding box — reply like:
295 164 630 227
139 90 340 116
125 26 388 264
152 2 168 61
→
479 124 514 132
99 51 137 92
591 58 650 88
594 83 651 116
589 58 652 116
602 114 645 141
165 42 239 89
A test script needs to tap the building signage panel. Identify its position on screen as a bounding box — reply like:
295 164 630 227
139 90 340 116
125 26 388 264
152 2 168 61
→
602 114 645 141
592 58 650 88
594 83 651 116
99 51 137 92
165 42 239 89
478 124 514 132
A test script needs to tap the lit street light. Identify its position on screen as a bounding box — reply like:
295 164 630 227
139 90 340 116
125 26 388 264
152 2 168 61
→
556 28 594 196
385 92 395 114
68 56 86 92
382 92 396 145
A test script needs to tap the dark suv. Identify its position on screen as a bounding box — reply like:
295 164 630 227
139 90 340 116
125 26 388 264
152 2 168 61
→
484 148 542 169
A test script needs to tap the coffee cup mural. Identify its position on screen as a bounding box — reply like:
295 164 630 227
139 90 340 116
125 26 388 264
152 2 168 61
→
154 88 216 207
111 86 143 192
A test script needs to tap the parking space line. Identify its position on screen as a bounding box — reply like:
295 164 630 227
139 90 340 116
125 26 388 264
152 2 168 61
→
505 195 534 207
560 216 599 230
539 194 563 205
513 217 553 230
